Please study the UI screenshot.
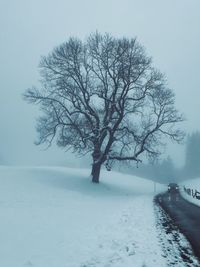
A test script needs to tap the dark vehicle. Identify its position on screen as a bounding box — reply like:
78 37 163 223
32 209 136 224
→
168 183 179 201
168 183 179 193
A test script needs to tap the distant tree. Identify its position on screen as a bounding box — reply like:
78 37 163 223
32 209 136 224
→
184 132 200 177
24 33 184 183
156 156 176 182
128 156 177 183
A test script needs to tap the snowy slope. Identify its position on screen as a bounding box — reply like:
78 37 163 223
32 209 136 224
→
0 166 166 267
180 177 200 207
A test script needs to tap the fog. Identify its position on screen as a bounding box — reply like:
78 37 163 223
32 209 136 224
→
0 0 200 167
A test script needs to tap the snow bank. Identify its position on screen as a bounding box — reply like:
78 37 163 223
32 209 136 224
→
180 177 200 207
0 166 166 267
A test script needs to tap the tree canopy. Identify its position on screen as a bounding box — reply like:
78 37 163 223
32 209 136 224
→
184 132 200 177
24 33 184 183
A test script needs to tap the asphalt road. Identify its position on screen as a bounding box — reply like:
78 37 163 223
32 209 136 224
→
155 192 200 261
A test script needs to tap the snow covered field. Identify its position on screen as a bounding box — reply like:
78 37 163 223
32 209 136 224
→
180 177 200 207
0 166 166 267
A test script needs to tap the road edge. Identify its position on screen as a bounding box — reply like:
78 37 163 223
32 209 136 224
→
154 194 199 267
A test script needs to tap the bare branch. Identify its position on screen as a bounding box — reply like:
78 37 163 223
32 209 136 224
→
23 32 184 182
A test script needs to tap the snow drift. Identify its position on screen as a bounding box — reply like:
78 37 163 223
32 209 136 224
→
180 177 200 207
0 166 166 267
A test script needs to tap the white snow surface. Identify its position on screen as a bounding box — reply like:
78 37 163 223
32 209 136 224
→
180 177 200 207
0 166 166 267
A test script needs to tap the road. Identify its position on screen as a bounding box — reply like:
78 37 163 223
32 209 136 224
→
155 192 200 261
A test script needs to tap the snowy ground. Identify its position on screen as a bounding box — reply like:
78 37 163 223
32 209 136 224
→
0 166 167 267
180 177 200 207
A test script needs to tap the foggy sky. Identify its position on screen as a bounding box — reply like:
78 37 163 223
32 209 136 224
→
0 0 200 167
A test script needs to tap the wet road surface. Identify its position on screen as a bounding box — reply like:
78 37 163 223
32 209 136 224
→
155 192 200 261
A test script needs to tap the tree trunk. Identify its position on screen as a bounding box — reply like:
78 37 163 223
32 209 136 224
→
91 162 101 183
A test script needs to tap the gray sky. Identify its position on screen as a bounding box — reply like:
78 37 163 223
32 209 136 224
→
0 0 200 166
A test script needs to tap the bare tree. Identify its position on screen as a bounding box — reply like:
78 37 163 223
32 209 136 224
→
24 33 184 183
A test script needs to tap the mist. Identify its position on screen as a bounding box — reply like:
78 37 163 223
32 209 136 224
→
0 0 200 167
